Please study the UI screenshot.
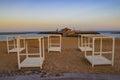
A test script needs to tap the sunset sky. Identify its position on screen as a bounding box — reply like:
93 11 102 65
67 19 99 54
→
0 0 120 32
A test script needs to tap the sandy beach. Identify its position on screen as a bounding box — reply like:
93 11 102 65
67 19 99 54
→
0 37 120 75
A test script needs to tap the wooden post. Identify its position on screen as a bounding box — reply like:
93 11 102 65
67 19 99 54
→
60 35 62 53
48 36 49 53
81 35 83 47
6 36 9 53
26 41 28 58
84 37 87 56
100 38 103 56
78 35 80 48
17 37 21 69
43 37 45 60
112 37 115 66
92 38 95 67
39 38 42 58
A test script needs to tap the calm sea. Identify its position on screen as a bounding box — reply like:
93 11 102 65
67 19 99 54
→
0 31 120 41
0 32 48 41
98 31 120 38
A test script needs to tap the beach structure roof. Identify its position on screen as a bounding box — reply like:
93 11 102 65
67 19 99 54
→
59 27 72 33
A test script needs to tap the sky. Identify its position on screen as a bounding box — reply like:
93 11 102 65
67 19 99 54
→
0 0 120 32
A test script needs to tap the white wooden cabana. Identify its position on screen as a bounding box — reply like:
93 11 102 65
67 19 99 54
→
48 34 62 53
78 34 115 67
78 34 96 52
6 35 25 53
17 36 45 69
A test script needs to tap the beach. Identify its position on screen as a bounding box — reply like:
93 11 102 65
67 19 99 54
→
0 37 120 75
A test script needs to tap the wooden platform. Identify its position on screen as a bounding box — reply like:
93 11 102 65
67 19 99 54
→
48 47 61 52
79 47 92 51
20 57 44 68
85 55 112 65
9 48 25 52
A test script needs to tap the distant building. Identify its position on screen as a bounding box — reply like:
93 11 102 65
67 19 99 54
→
59 27 75 37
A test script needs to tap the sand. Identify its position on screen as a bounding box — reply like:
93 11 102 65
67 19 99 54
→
0 37 120 75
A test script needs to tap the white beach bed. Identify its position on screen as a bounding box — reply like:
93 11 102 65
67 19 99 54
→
48 34 62 53
6 35 25 53
16 36 45 69
78 34 115 67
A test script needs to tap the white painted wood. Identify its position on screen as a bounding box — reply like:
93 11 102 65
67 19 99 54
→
17 37 45 69
20 57 44 68
112 37 115 66
48 34 62 53
9 48 25 52
79 47 92 51
92 38 95 67
17 37 20 69
78 34 115 67
6 35 25 53
85 55 112 65
78 34 94 52
48 47 61 52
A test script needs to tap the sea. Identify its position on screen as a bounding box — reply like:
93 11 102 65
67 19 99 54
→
98 31 120 38
0 32 48 41
0 31 120 41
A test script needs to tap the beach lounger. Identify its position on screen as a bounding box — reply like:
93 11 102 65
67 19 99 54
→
78 34 96 52
78 34 115 67
17 36 45 69
48 34 62 53
6 35 25 53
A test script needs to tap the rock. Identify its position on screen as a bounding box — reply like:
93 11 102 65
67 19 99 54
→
40 71 47 77
24 71 32 74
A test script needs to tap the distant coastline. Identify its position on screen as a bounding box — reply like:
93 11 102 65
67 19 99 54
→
0 27 120 36
0 31 120 35
0 30 120 41
0 30 120 35
0 32 39 35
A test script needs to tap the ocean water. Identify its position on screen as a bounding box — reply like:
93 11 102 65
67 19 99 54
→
0 32 120 41
0 33 48 41
100 32 120 38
